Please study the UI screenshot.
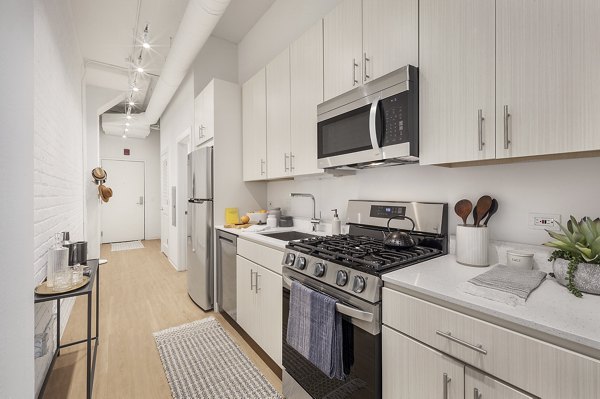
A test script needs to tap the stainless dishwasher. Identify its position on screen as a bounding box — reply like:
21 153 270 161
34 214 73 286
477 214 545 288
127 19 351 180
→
216 230 237 321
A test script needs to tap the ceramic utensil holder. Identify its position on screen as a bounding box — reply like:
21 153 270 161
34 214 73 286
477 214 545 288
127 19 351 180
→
456 225 489 267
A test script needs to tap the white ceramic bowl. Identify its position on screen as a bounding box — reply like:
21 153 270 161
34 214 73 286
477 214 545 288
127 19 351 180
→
247 212 268 224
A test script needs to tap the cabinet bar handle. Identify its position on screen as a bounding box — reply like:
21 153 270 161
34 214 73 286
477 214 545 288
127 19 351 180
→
255 273 261 293
352 58 359 86
474 387 480 399
503 105 511 149
443 373 451 399
290 153 295 171
260 159 265 175
284 153 290 172
478 109 484 151
250 269 256 291
436 330 488 354
363 53 370 81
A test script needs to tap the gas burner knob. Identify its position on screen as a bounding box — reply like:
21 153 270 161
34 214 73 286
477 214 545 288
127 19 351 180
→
284 253 296 266
336 270 348 286
296 257 307 270
352 276 366 293
313 263 326 277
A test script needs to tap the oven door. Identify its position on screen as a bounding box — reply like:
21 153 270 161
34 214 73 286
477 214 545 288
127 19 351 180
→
282 268 382 399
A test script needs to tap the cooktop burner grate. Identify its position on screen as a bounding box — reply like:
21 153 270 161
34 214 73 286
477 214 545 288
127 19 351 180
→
287 235 442 275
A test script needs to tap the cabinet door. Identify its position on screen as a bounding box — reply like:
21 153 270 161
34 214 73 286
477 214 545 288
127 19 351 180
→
200 80 214 143
266 47 291 179
290 21 323 177
465 367 536 399
383 326 464 399
419 0 496 165
242 69 267 181
496 0 600 159
362 0 418 81
236 256 258 340
323 0 362 101
255 265 282 366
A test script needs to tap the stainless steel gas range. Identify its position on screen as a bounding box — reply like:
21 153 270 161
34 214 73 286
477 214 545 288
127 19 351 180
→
281 200 448 399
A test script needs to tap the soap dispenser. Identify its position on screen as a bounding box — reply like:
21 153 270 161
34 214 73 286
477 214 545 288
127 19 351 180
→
331 209 341 235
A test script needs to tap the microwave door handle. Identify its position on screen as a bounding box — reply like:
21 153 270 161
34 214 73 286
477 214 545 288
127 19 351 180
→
369 97 381 156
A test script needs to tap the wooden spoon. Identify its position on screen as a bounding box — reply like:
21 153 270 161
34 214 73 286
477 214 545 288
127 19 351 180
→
474 195 493 227
483 198 499 226
454 199 473 225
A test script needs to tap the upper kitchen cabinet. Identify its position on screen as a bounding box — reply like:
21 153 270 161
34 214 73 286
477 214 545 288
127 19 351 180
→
266 47 292 180
242 68 267 181
290 21 324 176
323 0 418 101
496 0 600 159
362 0 418 82
194 80 215 147
323 0 362 101
419 0 496 165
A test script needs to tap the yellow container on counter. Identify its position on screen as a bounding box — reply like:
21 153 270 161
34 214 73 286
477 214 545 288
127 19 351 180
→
225 208 240 225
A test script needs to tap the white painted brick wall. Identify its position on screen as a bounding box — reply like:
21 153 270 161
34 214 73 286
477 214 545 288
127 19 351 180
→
33 0 84 394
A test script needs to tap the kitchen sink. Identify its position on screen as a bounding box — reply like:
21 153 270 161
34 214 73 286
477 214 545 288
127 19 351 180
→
260 231 317 242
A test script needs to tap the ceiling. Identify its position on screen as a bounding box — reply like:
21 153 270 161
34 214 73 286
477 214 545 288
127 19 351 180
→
212 0 275 44
71 0 273 111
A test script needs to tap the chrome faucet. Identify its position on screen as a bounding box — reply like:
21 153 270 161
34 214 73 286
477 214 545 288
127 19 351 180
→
290 193 320 231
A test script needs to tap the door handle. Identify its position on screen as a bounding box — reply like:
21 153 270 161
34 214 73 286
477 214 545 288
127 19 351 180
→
255 273 261 293
363 53 370 81
443 373 451 399
478 109 485 151
503 105 511 149
436 330 488 354
137 196 144 205
369 97 381 156
474 387 480 399
352 58 359 86
250 269 256 291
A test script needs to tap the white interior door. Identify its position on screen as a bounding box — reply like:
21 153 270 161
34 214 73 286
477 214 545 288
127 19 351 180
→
160 152 169 254
101 159 145 243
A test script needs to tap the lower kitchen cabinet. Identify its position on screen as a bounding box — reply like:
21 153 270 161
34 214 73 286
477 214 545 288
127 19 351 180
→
465 366 535 399
236 255 282 366
382 326 464 399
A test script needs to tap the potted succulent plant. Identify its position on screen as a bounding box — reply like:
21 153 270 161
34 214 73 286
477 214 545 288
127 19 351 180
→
544 216 600 297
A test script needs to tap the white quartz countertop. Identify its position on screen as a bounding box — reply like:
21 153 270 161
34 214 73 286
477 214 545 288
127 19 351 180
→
383 254 600 357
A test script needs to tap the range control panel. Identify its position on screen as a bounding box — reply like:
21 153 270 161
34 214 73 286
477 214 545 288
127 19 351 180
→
369 205 406 219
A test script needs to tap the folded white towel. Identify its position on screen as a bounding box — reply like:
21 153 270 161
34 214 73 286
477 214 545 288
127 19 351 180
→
459 282 523 306
244 224 270 232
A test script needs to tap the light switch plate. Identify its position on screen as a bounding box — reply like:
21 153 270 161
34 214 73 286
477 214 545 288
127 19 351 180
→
528 213 561 231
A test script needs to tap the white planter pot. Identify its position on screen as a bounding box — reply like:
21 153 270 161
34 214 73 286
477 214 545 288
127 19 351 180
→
553 258 600 295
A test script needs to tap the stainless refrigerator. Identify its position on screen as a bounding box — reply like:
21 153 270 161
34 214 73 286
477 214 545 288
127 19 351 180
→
187 147 213 310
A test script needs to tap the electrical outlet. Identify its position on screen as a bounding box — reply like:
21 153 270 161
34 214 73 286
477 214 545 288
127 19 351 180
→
528 213 561 231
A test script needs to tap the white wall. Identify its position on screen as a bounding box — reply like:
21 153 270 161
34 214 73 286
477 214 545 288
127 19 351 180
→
160 71 195 269
85 85 123 259
100 130 161 240
0 1 35 397
33 0 84 394
242 0 600 246
238 0 342 83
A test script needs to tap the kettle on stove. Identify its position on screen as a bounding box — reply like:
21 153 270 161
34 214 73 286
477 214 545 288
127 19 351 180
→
383 215 417 249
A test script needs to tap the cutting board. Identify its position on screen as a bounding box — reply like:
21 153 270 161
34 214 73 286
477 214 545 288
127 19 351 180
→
223 223 252 229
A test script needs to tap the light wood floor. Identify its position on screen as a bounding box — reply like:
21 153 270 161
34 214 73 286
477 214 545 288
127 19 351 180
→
43 239 282 398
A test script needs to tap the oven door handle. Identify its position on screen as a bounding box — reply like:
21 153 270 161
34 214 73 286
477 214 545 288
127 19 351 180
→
369 97 381 156
283 275 374 322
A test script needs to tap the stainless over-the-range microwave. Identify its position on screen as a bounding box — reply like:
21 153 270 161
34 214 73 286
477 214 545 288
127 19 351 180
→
317 65 419 169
